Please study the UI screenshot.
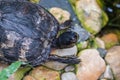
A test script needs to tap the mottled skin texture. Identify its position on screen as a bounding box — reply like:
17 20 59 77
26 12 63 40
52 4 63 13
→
0 1 80 66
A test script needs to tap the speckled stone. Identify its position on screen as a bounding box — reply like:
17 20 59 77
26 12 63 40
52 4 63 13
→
25 66 60 80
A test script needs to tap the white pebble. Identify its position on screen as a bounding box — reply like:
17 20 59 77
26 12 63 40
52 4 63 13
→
61 72 78 80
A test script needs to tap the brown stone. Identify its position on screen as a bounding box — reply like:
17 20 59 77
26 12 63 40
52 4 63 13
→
77 49 106 80
105 46 120 80
28 66 60 80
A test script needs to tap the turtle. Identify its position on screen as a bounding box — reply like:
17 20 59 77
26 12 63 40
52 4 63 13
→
0 0 80 66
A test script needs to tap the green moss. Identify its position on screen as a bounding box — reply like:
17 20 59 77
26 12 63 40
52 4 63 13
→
101 10 109 27
87 38 99 49
96 0 109 27
105 42 118 49
14 66 31 80
96 0 105 9
68 0 77 11
83 23 98 35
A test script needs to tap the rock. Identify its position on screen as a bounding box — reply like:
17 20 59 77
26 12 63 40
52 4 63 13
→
51 46 77 56
77 41 88 51
49 7 70 24
105 46 120 80
43 61 67 70
43 46 77 70
101 33 119 49
77 49 106 80
64 66 75 72
24 75 36 80
95 37 105 49
61 72 78 80
73 0 108 35
25 66 60 80
99 65 114 80
99 79 108 80
97 48 107 58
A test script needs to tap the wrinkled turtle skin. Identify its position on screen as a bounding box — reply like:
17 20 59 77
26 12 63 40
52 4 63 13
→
0 0 80 66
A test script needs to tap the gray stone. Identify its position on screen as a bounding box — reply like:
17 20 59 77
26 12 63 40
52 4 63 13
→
103 65 114 79
97 48 107 58
99 65 114 80
95 37 105 49
64 66 75 72
61 72 78 80
43 61 67 70
77 41 88 50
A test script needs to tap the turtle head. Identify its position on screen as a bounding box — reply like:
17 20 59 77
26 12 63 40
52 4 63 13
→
55 31 79 49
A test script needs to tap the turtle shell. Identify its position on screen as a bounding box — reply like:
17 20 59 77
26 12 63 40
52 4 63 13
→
0 1 59 66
